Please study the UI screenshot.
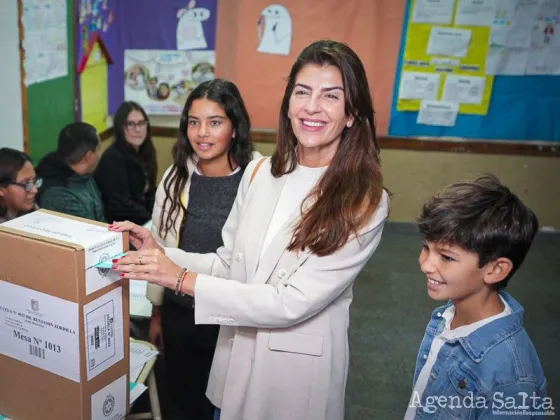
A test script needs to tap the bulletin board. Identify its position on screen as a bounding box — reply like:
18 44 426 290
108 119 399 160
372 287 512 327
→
388 0 560 143
19 0 76 162
106 0 218 116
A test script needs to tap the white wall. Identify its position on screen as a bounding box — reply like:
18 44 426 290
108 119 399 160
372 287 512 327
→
0 2 24 151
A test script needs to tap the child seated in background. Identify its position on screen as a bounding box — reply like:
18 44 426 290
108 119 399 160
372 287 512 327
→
405 174 549 419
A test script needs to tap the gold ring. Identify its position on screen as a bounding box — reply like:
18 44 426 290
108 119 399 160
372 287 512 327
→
130 264 136 271
138 254 144 264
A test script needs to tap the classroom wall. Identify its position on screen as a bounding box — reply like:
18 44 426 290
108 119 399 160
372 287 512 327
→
383 150 560 229
214 0 405 133
101 136 560 229
210 0 560 229
104 0 560 229
0 2 25 151
100 137 276 183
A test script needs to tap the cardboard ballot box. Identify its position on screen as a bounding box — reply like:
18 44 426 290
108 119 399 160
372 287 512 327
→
0 210 130 420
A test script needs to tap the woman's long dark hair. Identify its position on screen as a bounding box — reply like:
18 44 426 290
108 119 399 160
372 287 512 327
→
159 79 254 239
113 101 158 189
0 148 32 217
273 40 384 257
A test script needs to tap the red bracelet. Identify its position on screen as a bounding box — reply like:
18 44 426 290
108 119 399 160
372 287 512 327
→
174 268 188 296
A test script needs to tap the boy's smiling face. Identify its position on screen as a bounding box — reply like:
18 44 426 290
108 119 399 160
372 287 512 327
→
419 241 496 302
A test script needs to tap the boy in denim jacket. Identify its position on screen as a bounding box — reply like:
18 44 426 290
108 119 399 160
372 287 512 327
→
405 174 550 419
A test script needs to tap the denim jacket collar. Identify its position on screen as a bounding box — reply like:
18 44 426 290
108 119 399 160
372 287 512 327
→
428 291 524 363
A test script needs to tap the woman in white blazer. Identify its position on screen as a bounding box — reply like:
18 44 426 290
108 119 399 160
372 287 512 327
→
111 40 389 420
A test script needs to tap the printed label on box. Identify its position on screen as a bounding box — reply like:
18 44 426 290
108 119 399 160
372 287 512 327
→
86 234 124 274
84 287 124 381
0 281 80 382
91 374 127 420
3 211 123 274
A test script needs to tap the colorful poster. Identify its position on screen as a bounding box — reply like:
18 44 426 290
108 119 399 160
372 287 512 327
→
77 0 115 63
397 0 494 115
106 0 217 114
21 0 68 86
124 49 215 115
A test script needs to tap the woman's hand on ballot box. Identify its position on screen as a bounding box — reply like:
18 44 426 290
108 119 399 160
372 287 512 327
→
109 220 162 252
108 221 198 297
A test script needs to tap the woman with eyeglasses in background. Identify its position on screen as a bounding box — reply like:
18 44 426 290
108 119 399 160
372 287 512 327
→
0 148 40 223
95 101 158 225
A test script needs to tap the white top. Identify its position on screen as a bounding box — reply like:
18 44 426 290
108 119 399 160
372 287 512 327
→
260 164 327 258
404 296 513 420
193 166 241 176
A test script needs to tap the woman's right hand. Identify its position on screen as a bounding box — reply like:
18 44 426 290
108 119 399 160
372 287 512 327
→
109 220 163 252
149 307 164 353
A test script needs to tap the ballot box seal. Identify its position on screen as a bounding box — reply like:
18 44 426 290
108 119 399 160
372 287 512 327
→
97 253 111 278
103 393 115 416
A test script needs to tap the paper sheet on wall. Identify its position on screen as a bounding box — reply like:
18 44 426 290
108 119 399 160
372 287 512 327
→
525 47 560 74
21 0 68 86
399 0 494 114
417 100 460 127
491 0 541 48
412 0 455 24
486 47 529 75
427 27 473 58
535 0 560 19
455 0 498 26
257 4 292 55
531 21 560 48
490 0 518 22
176 6 211 51
398 71 441 101
443 75 487 104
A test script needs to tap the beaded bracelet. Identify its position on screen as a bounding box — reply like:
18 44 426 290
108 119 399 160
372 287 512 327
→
175 268 188 296
179 271 188 294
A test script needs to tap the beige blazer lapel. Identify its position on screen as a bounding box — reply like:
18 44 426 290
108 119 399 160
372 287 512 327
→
243 171 287 279
253 211 306 284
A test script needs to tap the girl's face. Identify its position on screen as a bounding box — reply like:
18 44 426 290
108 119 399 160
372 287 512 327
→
124 110 148 149
0 162 38 214
186 98 235 164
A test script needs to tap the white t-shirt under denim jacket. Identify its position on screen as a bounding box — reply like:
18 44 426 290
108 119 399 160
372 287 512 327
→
405 292 548 419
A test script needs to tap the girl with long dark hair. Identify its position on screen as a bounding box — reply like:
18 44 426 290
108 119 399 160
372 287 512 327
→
147 79 258 420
